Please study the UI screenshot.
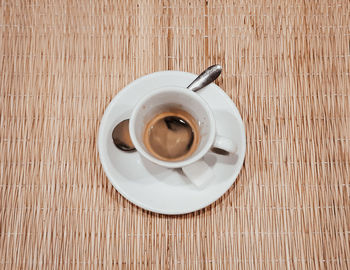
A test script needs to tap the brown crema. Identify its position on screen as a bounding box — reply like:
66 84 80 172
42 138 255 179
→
143 109 200 162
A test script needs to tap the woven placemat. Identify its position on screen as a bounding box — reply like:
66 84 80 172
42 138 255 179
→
1 0 349 268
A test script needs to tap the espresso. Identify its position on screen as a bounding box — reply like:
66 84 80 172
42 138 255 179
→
143 109 199 161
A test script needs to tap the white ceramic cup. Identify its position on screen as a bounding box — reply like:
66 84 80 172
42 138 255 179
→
129 86 236 187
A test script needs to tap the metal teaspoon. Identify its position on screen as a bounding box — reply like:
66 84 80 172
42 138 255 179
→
112 64 222 152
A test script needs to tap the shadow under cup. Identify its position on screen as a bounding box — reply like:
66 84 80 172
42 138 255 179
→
129 87 216 168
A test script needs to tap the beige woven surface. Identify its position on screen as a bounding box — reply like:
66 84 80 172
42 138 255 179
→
1 0 350 269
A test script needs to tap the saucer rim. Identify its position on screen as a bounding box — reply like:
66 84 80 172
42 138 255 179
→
98 70 246 215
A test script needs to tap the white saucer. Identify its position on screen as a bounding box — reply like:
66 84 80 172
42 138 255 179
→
98 71 246 215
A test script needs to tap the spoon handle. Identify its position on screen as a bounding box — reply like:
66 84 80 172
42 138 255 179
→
186 64 222 92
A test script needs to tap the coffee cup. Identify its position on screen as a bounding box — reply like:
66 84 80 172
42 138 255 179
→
129 86 236 187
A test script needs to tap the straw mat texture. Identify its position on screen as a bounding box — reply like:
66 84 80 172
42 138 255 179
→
1 0 350 269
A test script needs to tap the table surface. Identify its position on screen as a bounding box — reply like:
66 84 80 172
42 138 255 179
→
1 0 349 269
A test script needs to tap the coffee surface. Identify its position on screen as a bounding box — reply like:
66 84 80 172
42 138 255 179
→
143 109 199 161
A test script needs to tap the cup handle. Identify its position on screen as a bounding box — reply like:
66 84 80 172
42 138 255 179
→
182 160 214 188
212 134 236 154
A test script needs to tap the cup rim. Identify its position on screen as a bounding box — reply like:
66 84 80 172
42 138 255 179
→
129 86 216 168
